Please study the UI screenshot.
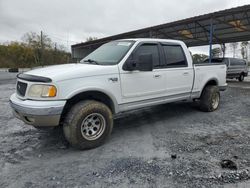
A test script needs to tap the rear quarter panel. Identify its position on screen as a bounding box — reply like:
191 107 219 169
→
193 64 227 97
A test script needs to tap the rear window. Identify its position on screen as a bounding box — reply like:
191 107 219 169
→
203 58 224 63
230 59 246 66
163 45 187 67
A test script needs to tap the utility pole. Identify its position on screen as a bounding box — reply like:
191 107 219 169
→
209 18 214 63
53 42 57 65
221 43 226 58
40 31 44 67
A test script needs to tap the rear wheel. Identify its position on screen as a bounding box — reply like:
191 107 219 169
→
63 100 113 150
199 85 220 112
238 73 244 82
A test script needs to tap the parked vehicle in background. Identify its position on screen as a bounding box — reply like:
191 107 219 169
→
10 39 227 150
204 57 249 82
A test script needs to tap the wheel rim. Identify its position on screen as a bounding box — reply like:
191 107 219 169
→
80 113 106 141
211 92 219 109
240 75 244 80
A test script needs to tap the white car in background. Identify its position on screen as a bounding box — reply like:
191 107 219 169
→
204 57 249 82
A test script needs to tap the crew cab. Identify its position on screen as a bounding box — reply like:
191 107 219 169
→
10 39 227 149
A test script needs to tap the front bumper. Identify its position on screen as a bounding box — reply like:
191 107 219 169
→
9 94 66 127
219 83 228 91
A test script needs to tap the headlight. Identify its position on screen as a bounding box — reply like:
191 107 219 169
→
28 85 57 98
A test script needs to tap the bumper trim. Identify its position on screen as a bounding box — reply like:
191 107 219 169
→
10 100 64 116
10 94 66 127
219 84 228 91
13 109 61 127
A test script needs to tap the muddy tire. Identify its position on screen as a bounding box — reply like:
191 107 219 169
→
238 74 244 82
199 85 220 112
63 100 113 150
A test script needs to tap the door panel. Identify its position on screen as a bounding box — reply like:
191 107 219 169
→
120 43 167 103
165 68 194 96
119 42 194 104
120 69 166 99
161 44 194 96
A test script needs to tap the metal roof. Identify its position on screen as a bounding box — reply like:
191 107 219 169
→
72 4 250 50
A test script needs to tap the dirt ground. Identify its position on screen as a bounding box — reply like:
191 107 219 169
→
0 73 250 188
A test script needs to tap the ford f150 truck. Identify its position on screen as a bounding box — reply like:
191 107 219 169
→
10 39 227 149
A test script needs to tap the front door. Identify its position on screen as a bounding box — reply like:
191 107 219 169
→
119 43 167 103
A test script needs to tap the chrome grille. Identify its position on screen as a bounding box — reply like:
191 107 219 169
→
16 81 27 97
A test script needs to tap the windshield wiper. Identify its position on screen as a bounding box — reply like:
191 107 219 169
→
83 59 99 65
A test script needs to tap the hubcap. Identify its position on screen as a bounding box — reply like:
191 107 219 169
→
81 113 106 141
211 92 219 109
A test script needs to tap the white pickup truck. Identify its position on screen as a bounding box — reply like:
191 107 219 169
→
10 39 227 149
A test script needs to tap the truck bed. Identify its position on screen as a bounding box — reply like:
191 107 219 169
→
192 63 227 98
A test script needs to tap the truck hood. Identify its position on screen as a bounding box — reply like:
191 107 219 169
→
24 63 119 82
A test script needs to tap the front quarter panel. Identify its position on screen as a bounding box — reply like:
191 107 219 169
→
57 73 121 112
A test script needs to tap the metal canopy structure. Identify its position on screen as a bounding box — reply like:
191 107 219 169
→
72 4 250 61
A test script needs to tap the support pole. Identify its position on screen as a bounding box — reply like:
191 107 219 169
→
149 30 153 38
209 19 213 63
41 31 44 67
221 43 226 58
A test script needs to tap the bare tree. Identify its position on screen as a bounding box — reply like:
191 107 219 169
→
22 32 52 65
192 54 208 63
230 42 238 58
220 44 226 58
212 47 222 58
241 41 249 59
86 37 98 42
22 32 52 49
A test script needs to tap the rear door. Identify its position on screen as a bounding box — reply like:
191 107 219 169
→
161 44 194 96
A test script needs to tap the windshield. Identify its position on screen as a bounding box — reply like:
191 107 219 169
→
80 40 135 65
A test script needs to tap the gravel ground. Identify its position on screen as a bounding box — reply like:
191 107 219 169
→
0 74 250 188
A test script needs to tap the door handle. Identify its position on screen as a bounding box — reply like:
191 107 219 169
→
153 74 161 78
183 72 189 76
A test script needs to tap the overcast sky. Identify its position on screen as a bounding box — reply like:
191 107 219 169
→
0 0 250 54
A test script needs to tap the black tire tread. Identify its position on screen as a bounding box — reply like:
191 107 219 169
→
238 73 244 82
199 85 220 112
63 100 113 150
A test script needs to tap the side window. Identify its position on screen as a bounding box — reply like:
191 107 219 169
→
240 60 246 65
163 45 187 67
230 58 238 66
134 44 160 68
230 59 246 66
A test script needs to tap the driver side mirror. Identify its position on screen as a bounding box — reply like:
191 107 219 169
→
137 53 153 71
124 53 153 71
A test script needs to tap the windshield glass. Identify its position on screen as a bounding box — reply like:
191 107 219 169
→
80 40 135 65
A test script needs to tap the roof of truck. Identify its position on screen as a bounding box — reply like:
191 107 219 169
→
119 38 184 43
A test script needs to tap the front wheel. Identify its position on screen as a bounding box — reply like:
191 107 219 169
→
63 100 113 150
199 85 220 112
238 74 244 82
